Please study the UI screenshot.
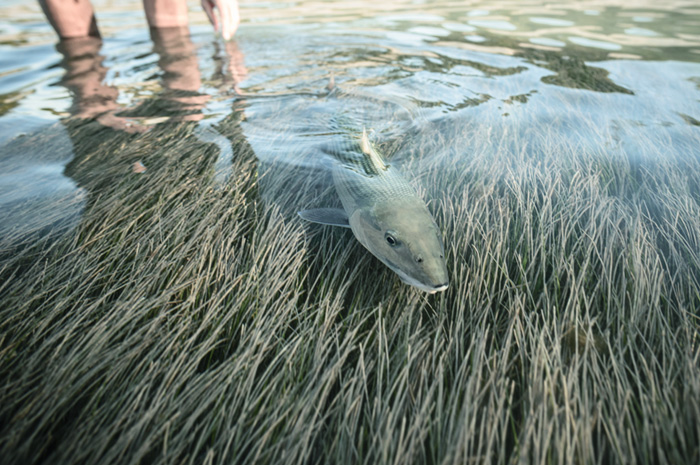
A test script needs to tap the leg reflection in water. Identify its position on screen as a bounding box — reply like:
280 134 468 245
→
58 26 253 190
57 37 142 132
1 23 254 266
49 26 258 255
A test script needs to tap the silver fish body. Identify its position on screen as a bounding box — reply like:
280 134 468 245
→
300 122 449 293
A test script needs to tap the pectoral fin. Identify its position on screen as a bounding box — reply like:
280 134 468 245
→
298 208 351 228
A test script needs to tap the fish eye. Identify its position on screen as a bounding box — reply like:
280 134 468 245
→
385 232 398 246
416 256 423 263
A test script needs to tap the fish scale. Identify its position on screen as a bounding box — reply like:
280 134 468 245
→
324 114 419 209
299 100 448 293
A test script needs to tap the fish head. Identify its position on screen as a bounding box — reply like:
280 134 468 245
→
349 198 449 293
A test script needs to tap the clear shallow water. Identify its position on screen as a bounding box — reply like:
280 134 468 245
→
1 0 699 243
2 3 700 464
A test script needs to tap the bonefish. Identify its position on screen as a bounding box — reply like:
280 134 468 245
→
299 122 449 293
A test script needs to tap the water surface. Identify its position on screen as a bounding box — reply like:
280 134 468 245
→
1 1 699 245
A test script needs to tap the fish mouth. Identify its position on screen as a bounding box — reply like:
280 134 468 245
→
392 267 449 293
428 283 449 294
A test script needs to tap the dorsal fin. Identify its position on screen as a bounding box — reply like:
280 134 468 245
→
360 128 388 172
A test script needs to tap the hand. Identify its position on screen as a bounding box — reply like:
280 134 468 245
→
201 0 240 40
